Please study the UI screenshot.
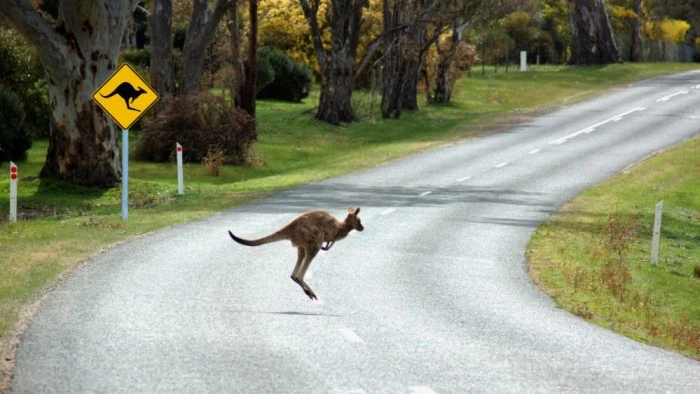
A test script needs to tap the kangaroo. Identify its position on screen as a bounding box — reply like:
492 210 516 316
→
100 82 147 112
229 207 364 300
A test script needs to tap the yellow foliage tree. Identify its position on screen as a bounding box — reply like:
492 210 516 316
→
644 18 691 43
258 0 382 76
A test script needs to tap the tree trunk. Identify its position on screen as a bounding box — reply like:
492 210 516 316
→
381 0 429 118
299 0 364 125
240 0 258 116
433 40 454 103
150 0 174 112
228 1 244 107
629 0 642 62
0 0 139 187
568 0 622 65
179 0 231 94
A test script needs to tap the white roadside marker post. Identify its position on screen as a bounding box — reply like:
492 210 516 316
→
520 51 527 72
176 143 184 195
651 201 663 266
9 161 18 223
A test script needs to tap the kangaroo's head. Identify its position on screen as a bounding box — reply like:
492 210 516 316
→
136 87 147 95
345 207 363 232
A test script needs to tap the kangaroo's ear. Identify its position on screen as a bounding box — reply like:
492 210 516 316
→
353 207 360 215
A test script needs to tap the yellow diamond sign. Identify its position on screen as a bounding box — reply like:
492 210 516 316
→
92 63 159 130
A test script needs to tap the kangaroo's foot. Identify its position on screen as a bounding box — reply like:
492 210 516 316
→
291 276 317 300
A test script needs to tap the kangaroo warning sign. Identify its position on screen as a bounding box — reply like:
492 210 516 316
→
92 63 159 130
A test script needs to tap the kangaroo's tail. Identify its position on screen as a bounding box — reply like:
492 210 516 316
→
228 230 286 247
100 90 118 98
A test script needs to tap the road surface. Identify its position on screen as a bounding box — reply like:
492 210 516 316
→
13 71 700 393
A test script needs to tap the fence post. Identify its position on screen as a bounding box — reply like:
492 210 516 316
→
9 162 17 223
651 201 663 265
176 143 184 195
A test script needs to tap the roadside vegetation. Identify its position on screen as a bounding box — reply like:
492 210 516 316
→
528 136 700 359
0 63 697 345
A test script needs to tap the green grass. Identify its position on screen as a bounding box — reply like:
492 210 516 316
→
0 62 698 349
528 136 700 359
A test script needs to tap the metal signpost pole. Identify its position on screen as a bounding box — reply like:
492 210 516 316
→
122 130 129 220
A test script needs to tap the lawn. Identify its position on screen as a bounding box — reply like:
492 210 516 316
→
528 136 700 359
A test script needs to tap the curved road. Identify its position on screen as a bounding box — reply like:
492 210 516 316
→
14 71 700 393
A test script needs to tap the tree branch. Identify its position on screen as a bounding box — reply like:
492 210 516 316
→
0 0 63 61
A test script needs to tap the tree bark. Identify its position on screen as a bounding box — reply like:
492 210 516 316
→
629 0 642 62
299 0 365 125
0 0 139 187
568 0 622 65
240 0 258 116
381 0 431 118
150 0 175 112
179 0 231 94
228 1 244 107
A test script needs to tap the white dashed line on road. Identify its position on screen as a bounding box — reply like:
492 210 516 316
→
529 148 541 154
656 90 689 102
379 208 396 216
408 386 439 394
419 191 432 197
549 107 646 145
339 328 364 343
457 175 472 182
495 162 508 168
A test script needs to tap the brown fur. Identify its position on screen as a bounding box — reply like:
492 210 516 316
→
229 207 363 300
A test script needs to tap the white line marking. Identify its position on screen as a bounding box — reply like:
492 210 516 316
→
548 107 645 145
457 175 472 182
528 148 541 154
408 386 439 394
379 208 396 216
656 90 689 102
339 328 364 343
495 162 508 168
419 191 432 196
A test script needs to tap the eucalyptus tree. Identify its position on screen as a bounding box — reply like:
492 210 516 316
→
567 0 622 64
0 0 140 186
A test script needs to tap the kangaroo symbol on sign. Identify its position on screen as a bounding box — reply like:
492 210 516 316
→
100 82 147 112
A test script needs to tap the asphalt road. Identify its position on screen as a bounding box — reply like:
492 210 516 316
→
13 71 700 393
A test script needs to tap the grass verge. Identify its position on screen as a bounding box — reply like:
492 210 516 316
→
0 63 698 388
528 136 700 359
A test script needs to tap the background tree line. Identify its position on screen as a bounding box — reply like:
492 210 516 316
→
0 0 697 187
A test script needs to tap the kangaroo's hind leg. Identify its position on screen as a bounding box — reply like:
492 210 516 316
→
291 247 315 299
298 245 320 300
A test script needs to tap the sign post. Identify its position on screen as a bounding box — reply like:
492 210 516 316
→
9 162 17 223
92 64 159 220
176 143 184 195
651 201 663 266
122 131 129 220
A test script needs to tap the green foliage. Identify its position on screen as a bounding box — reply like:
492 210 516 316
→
256 47 312 102
0 27 50 138
0 86 32 165
121 47 151 69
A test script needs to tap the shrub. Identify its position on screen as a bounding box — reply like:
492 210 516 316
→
256 47 312 102
0 27 51 138
121 47 151 69
135 92 256 165
0 86 32 165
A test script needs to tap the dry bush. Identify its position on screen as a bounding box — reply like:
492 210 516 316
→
202 146 225 176
135 92 256 165
599 214 639 301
